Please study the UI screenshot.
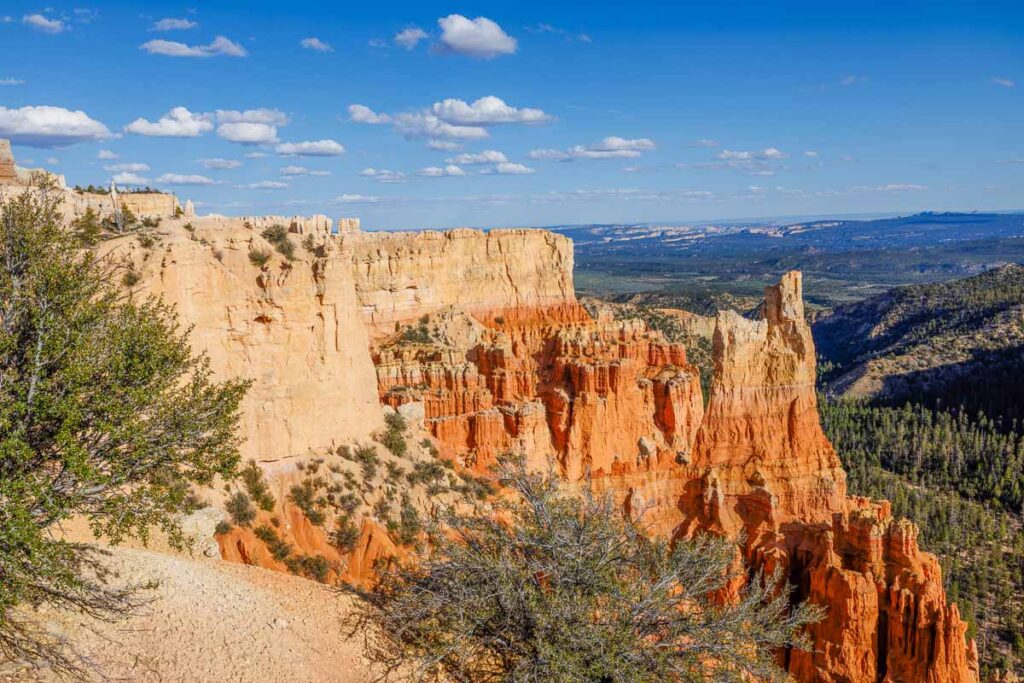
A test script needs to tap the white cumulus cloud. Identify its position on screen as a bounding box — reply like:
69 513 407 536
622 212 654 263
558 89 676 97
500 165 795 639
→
395 27 427 49
197 158 242 169
431 96 550 125
0 105 111 147
280 165 330 177
140 36 247 58
23 14 66 34
104 162 150 173
437 14 516 58
157 173 216 186
300 37 333 52
97 149 118 160
151 18 197 31
394 112 487 140
336 193 382 204
125 107 213 137
348 104 391 125
447 150 508 165
241 180 289 189
217 122 278 144
529 136 655 161
215 109 289 126
992 77 1016 88
360 168 407 183
427 139 462 151
490 162 535 175
112 172 148 185
717 147 787 161
0 78 25 86
417 164 467 177
275 139 345 156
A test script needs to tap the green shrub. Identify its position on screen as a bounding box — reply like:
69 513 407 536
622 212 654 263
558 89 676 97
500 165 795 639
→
248 248 272 267
70 207 103 246
240 460 276 511
408 460 446 487
215 520 233 535
351 456 821 681
289 478 327 525
225 491 257 527
261 224 296 260
379 412 408 457
254 524 293 561
121 269 141 288
286 554 332 583
332 514 361 553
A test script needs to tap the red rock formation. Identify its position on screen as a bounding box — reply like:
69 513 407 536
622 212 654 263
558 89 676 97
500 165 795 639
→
666 272 978 683
368 263 978 682
373 303 703 481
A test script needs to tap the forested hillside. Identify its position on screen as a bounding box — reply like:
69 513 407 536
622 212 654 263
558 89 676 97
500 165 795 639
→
821 400 1024 677
811 267 1024 676
814 265 1024 423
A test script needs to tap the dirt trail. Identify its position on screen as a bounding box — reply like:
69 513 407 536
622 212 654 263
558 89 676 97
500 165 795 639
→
2 546 379 682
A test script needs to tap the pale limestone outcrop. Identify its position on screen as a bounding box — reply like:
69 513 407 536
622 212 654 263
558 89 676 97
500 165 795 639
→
347 228 577 336
238 214 334 235
99 218 384 461
0 139 15 183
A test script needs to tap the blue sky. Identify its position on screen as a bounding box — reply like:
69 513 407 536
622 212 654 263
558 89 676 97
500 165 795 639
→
1 0 1021 229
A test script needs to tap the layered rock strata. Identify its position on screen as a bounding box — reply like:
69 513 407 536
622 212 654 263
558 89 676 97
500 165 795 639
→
101 218 384 461
99 210 977 683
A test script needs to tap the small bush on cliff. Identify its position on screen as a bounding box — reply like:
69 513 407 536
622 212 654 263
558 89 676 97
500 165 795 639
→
289 478 327 526
332 514 361 553
248 248 272 267
254 525 293 562
240 460 276 511
379 412 408 457
70 207 104 246
0 180 248 675
350 456 821 682
226 491 257 527
261 224 296 261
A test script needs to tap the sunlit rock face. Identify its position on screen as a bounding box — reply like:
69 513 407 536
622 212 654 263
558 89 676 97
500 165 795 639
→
107 213 976 683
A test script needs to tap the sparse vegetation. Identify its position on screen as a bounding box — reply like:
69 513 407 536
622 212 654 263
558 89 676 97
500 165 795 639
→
351 456 821 682
379 412 408 457
289 478 327 526
332 514 361 553
225 491 257 527
261 224 296 260
240 460 276 512
121 269 141 288
70 207 103 246
248 248 272 267
0 180 248 675
254 525 293 562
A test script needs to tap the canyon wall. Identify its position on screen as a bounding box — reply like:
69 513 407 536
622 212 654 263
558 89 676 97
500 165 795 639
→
101 218 384 462
84 208 977 682
352 233 979 683
346 228 578 335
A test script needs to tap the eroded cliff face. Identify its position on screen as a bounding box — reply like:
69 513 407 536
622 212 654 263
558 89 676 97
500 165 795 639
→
101 218 384 462
668 272 977 682
347 228 578 336
97 213 976 683
354 233 978 683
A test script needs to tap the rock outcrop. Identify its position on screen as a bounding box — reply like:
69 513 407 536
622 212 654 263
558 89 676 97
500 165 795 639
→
357 238 979 682
347 228 578 336
101 218 384 461
87 207 976 682
0 139 16 183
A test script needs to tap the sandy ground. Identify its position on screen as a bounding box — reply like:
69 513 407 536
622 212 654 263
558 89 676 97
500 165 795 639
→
0 546 381 682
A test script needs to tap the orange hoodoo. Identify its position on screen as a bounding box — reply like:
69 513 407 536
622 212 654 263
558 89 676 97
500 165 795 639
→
371 254 979 682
